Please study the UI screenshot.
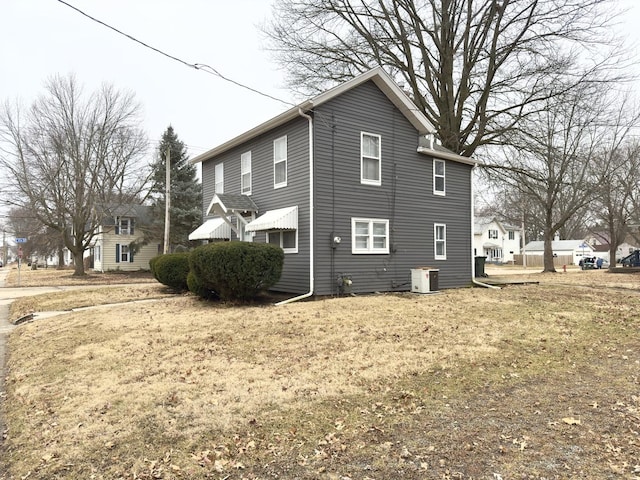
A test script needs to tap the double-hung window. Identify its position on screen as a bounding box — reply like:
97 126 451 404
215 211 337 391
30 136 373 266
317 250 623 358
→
508 231 515 240
116 218 132 235
361 132 381 185
274 136 287 188
115 243 133 263
241 151 252 194
352 218 389 254
215 163 224 194
433 159 445 195
267 230 297 253
488 229 498 239
434 223 447 260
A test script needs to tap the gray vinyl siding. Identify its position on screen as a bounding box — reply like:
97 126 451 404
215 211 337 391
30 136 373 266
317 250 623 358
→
312 80 473 295
201 117 311 294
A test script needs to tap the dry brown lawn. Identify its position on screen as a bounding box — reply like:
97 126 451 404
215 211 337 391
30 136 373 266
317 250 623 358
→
5 265 156 288
1 269 639 479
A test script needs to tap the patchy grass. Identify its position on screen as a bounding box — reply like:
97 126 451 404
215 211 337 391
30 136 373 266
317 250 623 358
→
1 270 640 479
5 265 155 287
8 285 174 323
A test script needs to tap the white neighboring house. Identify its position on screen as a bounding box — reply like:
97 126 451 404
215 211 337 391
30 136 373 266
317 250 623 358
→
89 205 161 272
473 216 521 263
523 239 594 265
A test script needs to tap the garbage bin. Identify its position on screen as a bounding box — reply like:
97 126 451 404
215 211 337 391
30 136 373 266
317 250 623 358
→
411 267 439 293
474 256 487 277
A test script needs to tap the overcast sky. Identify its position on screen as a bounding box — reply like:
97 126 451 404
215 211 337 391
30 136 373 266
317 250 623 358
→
1 0 294 161
2 0 640 164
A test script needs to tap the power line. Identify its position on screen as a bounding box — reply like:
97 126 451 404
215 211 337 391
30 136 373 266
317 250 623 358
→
55 0 295 107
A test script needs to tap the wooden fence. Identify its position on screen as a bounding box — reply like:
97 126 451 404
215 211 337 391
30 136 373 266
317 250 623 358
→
512 254 574 267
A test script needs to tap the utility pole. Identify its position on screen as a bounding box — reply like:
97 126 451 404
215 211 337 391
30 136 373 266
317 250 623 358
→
163 147 171 254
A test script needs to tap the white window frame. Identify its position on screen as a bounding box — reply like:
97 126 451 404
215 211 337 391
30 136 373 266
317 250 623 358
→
215 162 224 194
488 229 499 239
361 132 381 186
95 245 101 262
267 230 298 254
120 244 130 263
273 136 287 189
434 223 447 260
508 230 515 240
118 218 130 235
351 218 389 254
241 151 252 195
433 159 445 195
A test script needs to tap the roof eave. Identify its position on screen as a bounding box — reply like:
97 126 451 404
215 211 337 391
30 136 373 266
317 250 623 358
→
190 67 437 164
417 146 476 166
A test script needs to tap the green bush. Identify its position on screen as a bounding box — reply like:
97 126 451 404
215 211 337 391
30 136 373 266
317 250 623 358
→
189 241 284 301
151 252 190 291
187 269 218 300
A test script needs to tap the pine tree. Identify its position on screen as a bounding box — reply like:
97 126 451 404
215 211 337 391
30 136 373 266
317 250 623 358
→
149 126 202 251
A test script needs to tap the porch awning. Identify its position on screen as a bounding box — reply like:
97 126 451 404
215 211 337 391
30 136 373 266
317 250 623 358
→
245 206 298 232
483 242 500 249
188 217 231 240
206 193 258 216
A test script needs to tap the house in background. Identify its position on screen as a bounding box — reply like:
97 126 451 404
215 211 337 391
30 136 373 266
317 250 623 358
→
89 205 160 272
190 67 476 296
473 216 521 263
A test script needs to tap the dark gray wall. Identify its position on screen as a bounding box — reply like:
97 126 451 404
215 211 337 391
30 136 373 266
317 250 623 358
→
200 79 473 296
201 117 311 294
312 80 473 295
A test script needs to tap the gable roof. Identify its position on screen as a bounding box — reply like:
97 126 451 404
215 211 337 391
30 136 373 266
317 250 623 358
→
190 67 473 166
524 240 592 252
100 204 153 226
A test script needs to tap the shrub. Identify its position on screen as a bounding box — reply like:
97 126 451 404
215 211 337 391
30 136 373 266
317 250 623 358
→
151 252 190 291
187 269 218 300
189 241 284 301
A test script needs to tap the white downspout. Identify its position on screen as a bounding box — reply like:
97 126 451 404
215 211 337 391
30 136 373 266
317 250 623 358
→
470 164 500 289
276 108 315 305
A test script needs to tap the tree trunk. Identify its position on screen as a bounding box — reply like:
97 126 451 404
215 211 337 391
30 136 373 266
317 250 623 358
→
71 247 85 276
543 232 557 273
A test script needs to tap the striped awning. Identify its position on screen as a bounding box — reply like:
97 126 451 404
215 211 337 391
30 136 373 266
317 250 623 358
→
188 217 231 240
245 206 298 232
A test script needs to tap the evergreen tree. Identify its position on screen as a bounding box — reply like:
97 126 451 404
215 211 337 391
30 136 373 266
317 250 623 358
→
149 126 202 251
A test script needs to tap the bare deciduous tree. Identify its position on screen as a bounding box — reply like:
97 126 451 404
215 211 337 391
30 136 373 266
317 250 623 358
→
266 0 630 156
590 139 640 267
0 75 150 275
485 82 638 272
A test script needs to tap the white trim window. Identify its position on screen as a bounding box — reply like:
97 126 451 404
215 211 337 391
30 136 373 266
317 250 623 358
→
267 230 298 253
352 218 389 254
116 217 131 235
241 151 252 195
488 229 499 239
215 162 224 194
361 132 381 185
274 136 287 188
434 223 447 259
433 159 445 195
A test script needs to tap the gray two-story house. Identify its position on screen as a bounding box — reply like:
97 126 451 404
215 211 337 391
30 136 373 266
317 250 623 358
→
189 67 476 299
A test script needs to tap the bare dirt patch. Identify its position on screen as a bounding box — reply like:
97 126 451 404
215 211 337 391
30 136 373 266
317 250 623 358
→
1 270 639 479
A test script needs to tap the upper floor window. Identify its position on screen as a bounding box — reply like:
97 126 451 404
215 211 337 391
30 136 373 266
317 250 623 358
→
116 217 133 235
488 229 499 239
215 163 224 194
267 230 298 254
274 136 287 188
352 218 389 254
508 230 515 240
433 159 445 195
241 151 252 195
361 132 381 185
434 223 447 259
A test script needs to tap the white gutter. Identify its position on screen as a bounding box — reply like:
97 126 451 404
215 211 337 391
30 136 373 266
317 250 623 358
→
469 164 500 289
276 109 315 305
